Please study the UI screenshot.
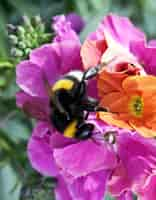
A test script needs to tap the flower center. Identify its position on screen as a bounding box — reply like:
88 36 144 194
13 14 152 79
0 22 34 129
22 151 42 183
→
129 95 144 118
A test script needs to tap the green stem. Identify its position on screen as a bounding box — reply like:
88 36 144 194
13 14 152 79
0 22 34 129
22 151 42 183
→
0 61 14 68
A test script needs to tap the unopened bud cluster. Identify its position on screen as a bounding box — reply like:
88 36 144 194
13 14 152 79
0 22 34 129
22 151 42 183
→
8 16 52 61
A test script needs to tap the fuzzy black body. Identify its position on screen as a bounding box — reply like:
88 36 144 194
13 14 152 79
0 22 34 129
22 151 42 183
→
50 68 106 139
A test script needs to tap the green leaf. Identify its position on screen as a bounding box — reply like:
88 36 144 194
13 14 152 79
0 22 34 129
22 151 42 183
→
0 112 31 141
19 174 56 200
0 165 21 200
0 6 8 59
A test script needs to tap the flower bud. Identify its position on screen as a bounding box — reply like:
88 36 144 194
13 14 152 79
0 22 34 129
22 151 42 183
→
11 48 23 57
8 35 18 45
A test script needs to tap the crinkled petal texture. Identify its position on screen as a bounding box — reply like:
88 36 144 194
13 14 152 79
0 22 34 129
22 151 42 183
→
108 132 156 198
53 15 81 43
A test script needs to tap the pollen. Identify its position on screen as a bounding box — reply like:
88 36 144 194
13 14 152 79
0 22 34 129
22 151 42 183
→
128 95 144 118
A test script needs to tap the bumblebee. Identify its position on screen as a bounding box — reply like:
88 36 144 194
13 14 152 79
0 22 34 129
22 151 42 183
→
50 64 107 140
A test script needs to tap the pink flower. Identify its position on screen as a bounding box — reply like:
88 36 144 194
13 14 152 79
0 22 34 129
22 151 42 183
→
108 132 156 200
16 13 156 200
27 116 117 200
81 14 146 75
16 15 117 199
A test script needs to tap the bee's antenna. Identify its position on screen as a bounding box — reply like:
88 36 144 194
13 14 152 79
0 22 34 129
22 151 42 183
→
82 63 105 81
82 56 117 81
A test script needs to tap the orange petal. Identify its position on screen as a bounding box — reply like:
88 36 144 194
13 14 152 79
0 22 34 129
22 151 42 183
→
122 75 156 93
100 92 129 113
98 70 128 95
130 121 156 138
143 92 156 115
98 78 116 97
145 116 156 130
97 112 132 130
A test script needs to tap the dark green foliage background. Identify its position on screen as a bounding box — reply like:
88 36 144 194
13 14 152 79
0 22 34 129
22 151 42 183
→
0 0 156 199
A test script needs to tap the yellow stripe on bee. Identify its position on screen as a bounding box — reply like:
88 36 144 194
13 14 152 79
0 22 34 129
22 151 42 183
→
64 120 78 138
52 79 74 92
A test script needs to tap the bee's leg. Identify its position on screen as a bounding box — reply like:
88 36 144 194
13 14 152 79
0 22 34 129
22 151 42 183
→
81 96 108 112
76 122 94 140
95 106 108 112
81 96 98 111
84 111 89 120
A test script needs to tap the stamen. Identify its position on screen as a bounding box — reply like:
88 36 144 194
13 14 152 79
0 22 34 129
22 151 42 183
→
129 95 144 118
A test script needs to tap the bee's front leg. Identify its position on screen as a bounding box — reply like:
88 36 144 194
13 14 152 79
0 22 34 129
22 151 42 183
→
81 96 108 112
76 122 94 140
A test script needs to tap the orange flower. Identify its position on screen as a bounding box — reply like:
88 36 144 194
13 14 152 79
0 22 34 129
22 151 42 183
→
97 72 156 137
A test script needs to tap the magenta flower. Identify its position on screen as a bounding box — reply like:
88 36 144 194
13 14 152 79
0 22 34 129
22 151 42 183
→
108 132 156 200
16 13 156 200
27 115 117 200
16 15 117 199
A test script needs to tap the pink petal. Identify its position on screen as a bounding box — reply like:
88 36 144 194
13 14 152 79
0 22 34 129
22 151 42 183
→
54 140 117 179
138 174 156 200
27 122 58 176
30 44 60 85
52 15 80 43
108 162 131 196
55 176 72 200
16 91 50 120
130 40 156 75
16 60 47 97
53 40 82 74
68 170 110 200
109 132 156 196
98 14 145 48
